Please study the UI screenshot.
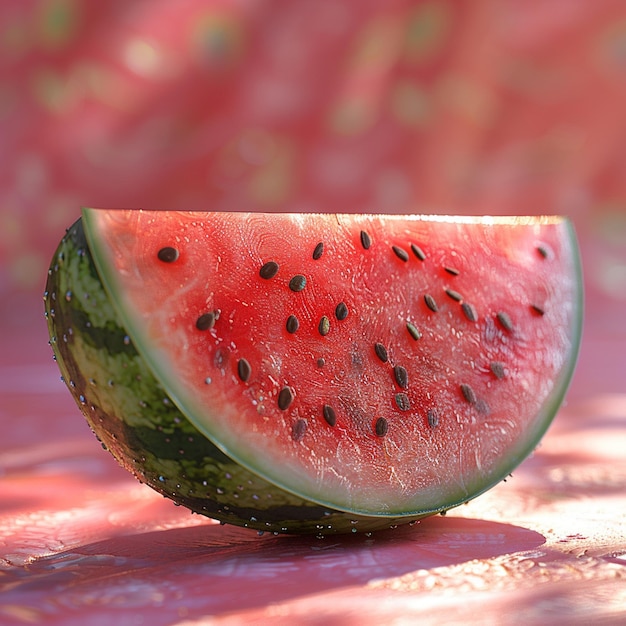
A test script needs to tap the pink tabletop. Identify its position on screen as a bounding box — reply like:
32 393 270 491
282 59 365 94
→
1 2 625 624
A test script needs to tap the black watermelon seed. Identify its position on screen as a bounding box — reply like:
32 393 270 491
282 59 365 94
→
461 302 478 322
237 358 251 382
322 404 337 427
319 315 330 336
531 304 545 316
445 288 462 302
424 294 438 312
260 261 279 279
196 312 216 330
289 274 307 292
375 417 389 437
313 242 324 260
445 266 460 276
335 302 348 320
496 311 513 331
374 342 388 362
292 418 307 442
395 393 410 411
157 246 179 263
317 357 325 368
394 365 408 389
460 383 477 404
286 315 300 333
536 244 550 259
490 361 506 380
406 321 421 340
278 386 294 410
360 230 371 250
411 243 426 261
392 245 409 262
427 408 439 428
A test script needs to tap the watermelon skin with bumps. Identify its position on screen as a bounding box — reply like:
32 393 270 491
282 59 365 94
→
44 209 582 534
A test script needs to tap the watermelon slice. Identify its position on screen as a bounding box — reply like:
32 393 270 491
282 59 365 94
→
44 209 582 534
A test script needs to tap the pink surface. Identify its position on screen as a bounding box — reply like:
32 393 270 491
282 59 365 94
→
1 1 625 624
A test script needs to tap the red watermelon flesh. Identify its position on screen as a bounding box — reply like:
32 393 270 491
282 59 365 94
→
81 209 581 517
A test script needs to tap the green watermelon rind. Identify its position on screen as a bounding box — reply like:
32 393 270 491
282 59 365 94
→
78 209 583 521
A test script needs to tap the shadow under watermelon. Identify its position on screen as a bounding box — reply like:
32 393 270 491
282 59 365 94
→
1 515 545 624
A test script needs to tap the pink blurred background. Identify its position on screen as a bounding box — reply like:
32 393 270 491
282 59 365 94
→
1 1 625 623
1 0 625 392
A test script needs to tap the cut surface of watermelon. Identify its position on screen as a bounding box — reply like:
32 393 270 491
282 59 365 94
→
74 209 581 519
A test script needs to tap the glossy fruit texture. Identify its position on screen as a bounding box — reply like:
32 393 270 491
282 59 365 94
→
44 210 582 534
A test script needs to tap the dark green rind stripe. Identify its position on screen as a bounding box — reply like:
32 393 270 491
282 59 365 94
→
44 219 426 534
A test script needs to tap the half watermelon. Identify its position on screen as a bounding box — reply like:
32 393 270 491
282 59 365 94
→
45 209 582 534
